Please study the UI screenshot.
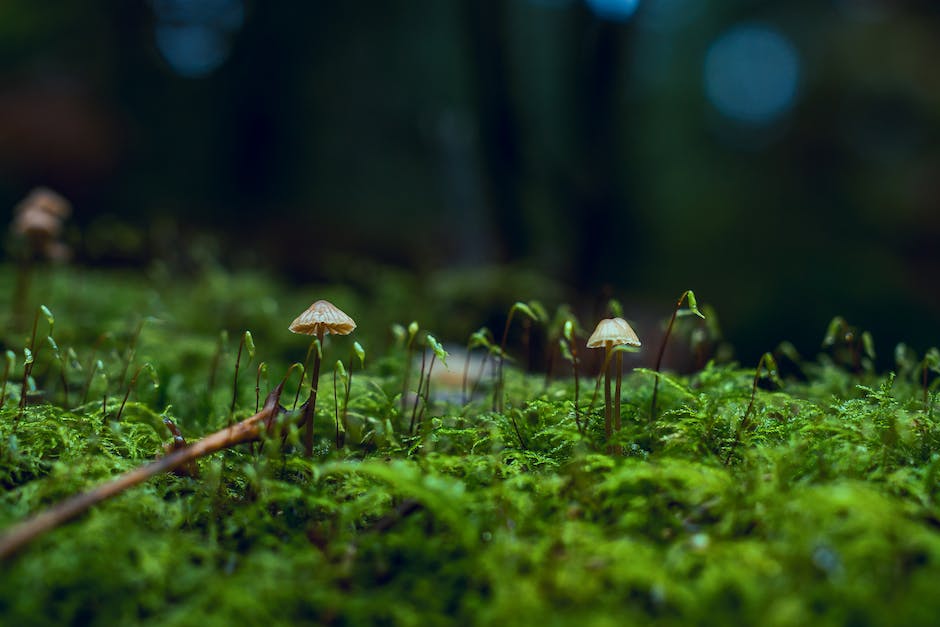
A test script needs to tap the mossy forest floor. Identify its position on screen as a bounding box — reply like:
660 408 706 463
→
2 264 940 626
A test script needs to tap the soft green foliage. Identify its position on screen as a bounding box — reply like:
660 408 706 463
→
2 265 940 625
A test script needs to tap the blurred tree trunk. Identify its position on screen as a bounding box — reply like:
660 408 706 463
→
462 0 526 261
566 8 634 287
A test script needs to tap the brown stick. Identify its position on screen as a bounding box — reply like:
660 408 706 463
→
0 383 286 561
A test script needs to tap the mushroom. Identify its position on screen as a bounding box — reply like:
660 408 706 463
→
14 187 72 220
289 300 356 456
587 317 641 453
9 187 73 329
12 209 63 242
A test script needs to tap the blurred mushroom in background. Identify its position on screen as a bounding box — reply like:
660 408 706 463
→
12 187 73 262
9 186 73 328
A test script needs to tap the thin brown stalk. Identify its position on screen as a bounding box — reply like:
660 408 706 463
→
650 290 703 427
301 331 325 457
115 364 152 422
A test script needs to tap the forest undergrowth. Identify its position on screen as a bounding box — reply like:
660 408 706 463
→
2 264 940 626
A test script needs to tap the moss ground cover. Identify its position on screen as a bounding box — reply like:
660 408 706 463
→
2 264 940 626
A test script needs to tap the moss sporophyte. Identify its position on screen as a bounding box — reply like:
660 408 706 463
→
5 270 940 625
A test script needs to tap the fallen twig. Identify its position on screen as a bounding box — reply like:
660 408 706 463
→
0 383 289 560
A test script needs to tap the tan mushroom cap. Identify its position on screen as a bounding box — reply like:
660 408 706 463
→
586 317 641 349
15 187 72 219
12 209 62 239
289 300 356 336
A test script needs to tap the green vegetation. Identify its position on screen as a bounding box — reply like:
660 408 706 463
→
2 264 940 626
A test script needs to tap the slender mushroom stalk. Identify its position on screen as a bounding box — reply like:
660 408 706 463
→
289 300 356 457
587 317 641 454
303 329 324 456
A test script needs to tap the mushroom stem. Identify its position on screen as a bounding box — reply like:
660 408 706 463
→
302 331 325 457
604 342 612 451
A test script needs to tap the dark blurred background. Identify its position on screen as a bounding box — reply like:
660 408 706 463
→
1 0 939 364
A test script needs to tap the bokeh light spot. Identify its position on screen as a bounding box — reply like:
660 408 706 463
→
703 24 800 125
585 0 641 22
155 25 228 78
152 0 243 78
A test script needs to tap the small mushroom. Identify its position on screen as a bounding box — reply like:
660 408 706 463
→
289 300 356 456
9 187 73 329
587 317 641 453
289 300 357 336
11 187 72 256
14 187 72 220
12 209 63 242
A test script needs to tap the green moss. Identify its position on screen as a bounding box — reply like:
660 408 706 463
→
2 264 940 625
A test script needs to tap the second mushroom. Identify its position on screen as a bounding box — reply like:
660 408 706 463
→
587 317 641 452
